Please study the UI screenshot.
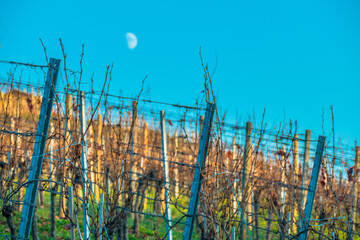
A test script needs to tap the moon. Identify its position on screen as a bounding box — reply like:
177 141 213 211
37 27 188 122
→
126 32 138 49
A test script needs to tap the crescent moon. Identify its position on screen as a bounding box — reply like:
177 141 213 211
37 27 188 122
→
126 32 138 49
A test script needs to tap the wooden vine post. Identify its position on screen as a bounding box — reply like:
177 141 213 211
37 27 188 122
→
300 130 311 210
88 121 95 193
96 114 103 201
232 135 237 215
240 122 252 239
129 101 138 214
279 145 287 239
349 146 360 239
174 132 179 199
143 122 149 210
292 134 299 234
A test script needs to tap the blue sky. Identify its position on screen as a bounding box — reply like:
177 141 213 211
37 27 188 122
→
1 0 359 144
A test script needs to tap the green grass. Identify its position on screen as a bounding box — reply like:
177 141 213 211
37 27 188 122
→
0 191 350 239
0 191 200 240
0 199 73 240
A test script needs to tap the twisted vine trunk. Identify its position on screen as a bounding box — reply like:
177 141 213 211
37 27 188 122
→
254 199 260 239
2 205 16 240
266 210 273 240
38 182 44 205
50 181 58 238
153 178 163 214
133 177 145 236
31 205 39 240
138 182 148 222
120 173 134 240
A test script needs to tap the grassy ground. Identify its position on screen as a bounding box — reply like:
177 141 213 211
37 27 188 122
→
0 191 349 239
0 191 200 240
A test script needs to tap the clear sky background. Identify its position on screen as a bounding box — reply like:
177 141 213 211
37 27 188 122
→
0 0 359 144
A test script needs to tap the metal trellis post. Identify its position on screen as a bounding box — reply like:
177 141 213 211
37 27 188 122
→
183 103 215 240
160 110 173 240
199 115 207 236
80 91 90 239
298 136 325 240
231 226 236 240
18 58 60 240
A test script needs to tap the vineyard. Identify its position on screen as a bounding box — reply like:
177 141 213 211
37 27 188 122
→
0 57 359 240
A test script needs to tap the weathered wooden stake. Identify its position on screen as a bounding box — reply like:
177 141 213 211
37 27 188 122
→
280 145 287 216
278 144 288 240
251 178 256 239
174 132 179 199
349 146 360 239
96 114 103 201
106 167 111 219
129 101 138 213
142 122 149 211
298 136 326 240
89 123 95 192
300 130 311 210
232 135 238 215
240 122 252 239
292 134 299 234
